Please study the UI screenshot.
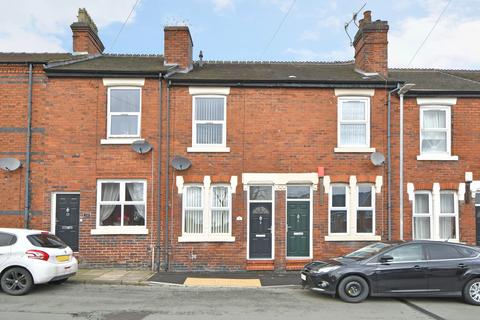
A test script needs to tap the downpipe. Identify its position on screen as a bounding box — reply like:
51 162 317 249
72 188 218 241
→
24 63 33 229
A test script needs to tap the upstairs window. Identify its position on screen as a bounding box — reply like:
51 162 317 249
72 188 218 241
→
107 87 141 138
192 96 226 147
420 106 451 156
338 97 370 148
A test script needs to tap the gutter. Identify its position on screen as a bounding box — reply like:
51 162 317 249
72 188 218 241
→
24 63 33 229
168 80 399 88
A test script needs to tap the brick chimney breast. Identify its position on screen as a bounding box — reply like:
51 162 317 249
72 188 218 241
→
164 26 193 71
353 11 389 77
71 8 105 55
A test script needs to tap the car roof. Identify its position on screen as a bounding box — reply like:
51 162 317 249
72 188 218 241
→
0 228 49 236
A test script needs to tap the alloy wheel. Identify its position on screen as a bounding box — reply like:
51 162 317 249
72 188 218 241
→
469 282 480 303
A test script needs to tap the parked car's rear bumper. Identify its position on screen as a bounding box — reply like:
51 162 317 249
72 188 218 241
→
31 257 78 284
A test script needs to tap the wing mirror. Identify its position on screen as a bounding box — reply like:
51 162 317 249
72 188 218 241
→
379 255 393 263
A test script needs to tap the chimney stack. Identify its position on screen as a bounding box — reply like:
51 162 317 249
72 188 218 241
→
353 11 389 77
71 8 104 55
164 26 193 71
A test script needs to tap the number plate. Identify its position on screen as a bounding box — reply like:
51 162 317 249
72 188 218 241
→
56 255 70 262
301 274 306 281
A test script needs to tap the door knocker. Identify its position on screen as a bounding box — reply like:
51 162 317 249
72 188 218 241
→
259 216 263 224
65 207 70 217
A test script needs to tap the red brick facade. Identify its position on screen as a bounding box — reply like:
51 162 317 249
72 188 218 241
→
1 10 479 271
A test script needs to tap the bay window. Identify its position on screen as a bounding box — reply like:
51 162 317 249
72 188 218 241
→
356 184 374 234
329 185 348 234
413 192 432 240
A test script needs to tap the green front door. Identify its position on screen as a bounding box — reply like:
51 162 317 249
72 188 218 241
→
287 201 310 257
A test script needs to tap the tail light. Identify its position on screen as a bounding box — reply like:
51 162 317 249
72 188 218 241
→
26 250 50 261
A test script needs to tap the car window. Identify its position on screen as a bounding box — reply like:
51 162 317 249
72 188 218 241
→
344 242 392 260
455 246 479 258
427 244 469 260
383 244 424 262
27 233 67 249
0 232 16 247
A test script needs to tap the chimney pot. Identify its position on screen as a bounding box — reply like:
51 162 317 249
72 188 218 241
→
363 10 372 23
71 8 104 54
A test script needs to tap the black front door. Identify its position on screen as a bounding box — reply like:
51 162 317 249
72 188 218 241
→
249 203 272 259
374 243 429 294
55 194 80 252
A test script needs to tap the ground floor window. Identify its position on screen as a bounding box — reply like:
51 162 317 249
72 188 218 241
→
96 180 146 228
182 184 232 238
413 190 458 241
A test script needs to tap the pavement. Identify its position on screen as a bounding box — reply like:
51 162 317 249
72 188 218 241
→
71 268 301 287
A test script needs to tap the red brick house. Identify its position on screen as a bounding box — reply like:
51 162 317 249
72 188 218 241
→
1 9 479 271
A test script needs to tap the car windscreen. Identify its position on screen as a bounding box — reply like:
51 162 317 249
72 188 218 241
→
27 233 67 249
343 242 392 260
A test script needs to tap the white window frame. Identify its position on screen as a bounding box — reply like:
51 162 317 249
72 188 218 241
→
413 191 433 240
328 184 349 236
419 106 452 158
355 184 375 235
247 184 275 260
92 179 147 235
337 96 371 150
191 95 227 150
107 86 142 139
179 183 234 242
437 191 459 241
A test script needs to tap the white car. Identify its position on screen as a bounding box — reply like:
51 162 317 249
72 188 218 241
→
0 228 78 295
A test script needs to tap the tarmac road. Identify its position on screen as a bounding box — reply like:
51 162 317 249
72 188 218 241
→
0 282 477 320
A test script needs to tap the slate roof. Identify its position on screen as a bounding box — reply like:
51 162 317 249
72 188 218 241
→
0 52 74 63
170 61 389 84
45 54 169 76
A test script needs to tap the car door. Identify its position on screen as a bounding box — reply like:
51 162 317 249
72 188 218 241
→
0 232 15 268
426 243 477 293
373 243 429 294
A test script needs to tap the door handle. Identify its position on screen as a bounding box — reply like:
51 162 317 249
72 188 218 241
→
458 263 468 269
413 265 422 270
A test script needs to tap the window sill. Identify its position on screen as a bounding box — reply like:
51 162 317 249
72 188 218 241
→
178 235 235 242
334 147 376 153
187 146 230 153
416 154 459 161
91 227 149 235
101 138 144 145
325 234 381 242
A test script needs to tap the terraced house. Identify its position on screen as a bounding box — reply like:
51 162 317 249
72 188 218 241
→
1 9 480 271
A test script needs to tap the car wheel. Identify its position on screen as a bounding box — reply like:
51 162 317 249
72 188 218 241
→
337 275 369 303
0 267 34 296
463 278 480 306
49 278 68 285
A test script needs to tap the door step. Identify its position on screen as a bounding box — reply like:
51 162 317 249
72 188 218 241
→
246 260 274 271
286 259 312 271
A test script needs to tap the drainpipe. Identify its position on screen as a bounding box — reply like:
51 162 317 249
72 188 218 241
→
387 84 400 241
164 80 171 271
155 74 163 272
398 83 415 241
24 63 33 229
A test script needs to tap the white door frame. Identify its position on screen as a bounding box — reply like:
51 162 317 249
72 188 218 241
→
285 185 313 259
246 185 275 260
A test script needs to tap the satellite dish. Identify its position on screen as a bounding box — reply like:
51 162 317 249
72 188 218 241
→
131 140 153 154
370 152 385 166
0 158 22 171
171 156 191 171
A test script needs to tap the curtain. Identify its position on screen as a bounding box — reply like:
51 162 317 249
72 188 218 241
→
440 193 454 213
342 101 365 121
340 124 366 146
184 187 203 233
110 89 140 112
414 217 431 239
100 183 120 223
439 217 455 240
414 194 429 214
196 123 222 144
111 115 139 136
195 97 224 120
211 187 229 234
422 110 447 153
127 183 145 219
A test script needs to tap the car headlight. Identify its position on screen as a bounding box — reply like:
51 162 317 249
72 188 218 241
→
312 265 341 274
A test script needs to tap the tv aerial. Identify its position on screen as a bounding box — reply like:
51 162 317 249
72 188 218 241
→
344 2 367 46
131 140 153 154
0 158 22 171
171 156 192 171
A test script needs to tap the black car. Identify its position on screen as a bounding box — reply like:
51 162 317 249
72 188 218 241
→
301 241 480 305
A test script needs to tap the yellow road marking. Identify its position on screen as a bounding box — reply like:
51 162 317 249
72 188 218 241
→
184 277 261 287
